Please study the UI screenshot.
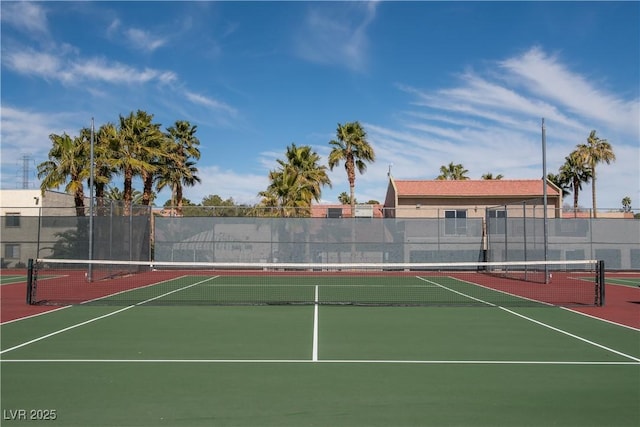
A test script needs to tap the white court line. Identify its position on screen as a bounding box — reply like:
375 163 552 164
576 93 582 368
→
608 278 640 286
0 276 26 285
0 276 219 355
1 306 71 326
0 359 637 366
416 276 496 306
1 275 196 325
500 307 640 363
561 307 640 332
416 276 640 363
312 285 319 362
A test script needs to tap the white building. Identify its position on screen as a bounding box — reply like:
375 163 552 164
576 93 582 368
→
0 189 79 267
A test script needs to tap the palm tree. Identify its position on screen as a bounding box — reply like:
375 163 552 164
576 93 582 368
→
104 186 144 204
277 143 331 205
437 162 469 180
621 196 632 213
575 130 615 218
80 123 119 214
338 192 353 205
258 143 330 217
258 167 310 217
112 110 166 215
558 150 592 217
481 173 503 180
37 132 89 216
546 173 570 199
156 120 202 215
328 122 375 217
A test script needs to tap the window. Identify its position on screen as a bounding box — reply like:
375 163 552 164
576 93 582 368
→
487 209 507 234
4 244 20 259
444 210 467 235
5 213 20 227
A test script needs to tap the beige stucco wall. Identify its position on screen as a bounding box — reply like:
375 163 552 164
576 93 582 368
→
393 196 562 219
0 189 79 215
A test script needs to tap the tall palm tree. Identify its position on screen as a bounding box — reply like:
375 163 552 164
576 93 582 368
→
328 122 375 217
37 132 89 216
437 162 469 180
80 123 119 214
157 120 202 215
112 110 166 215
576 130 615 218
558 150 592 217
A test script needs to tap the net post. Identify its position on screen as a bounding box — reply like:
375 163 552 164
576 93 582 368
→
26 258 35 305
597 260 605 306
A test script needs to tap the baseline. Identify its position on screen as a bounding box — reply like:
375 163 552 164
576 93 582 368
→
0 358 637 366
416 276 639 363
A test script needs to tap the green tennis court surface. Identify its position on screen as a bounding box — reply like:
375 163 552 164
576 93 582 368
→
607 277 640 287
2 274 638 426
0 274 26 285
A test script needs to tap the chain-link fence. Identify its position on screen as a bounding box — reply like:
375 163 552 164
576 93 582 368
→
486 200 640 269
154 216 485 264
2 203 638 270
1 203 151 267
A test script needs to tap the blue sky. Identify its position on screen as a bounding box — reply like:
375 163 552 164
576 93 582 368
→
1 1 638 210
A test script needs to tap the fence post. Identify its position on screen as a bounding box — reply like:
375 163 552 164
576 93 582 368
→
598 260 605 306
26 258 34 305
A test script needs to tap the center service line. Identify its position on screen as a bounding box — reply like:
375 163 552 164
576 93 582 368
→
312 285 319 362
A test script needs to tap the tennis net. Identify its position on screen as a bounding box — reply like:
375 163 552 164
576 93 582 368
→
26 258 604 307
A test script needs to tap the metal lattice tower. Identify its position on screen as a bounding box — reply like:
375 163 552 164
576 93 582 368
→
21 154 33 189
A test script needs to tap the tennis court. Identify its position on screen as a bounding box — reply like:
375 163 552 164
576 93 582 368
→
1 264 639 426
0 274 27 286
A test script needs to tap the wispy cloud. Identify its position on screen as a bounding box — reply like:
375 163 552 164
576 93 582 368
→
185 91 237 116
3 47 176 85
0 2 49 36
106 18 168 52
364 47 639 209
0 106 86 189
125 28 167 52
294 2 379 72
499 47 639 136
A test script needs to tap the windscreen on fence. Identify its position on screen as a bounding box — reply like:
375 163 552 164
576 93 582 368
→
153 217 485 264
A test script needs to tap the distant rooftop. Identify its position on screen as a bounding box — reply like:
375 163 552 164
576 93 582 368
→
393 179 559 198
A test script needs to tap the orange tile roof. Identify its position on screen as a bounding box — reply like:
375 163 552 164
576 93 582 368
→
393 179 559 198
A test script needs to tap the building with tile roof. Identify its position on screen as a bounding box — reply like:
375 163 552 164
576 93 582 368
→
383 177 562 218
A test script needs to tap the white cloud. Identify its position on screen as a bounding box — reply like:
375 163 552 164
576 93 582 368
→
182 165 268 205
0 2 49 36
68 58 176 84
368 47 639 210
185 91 237 116
125 28 167 52
3 46 177 85
294 2 378 72
105 16 168 53
0 106 86 189
499 47 640 138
